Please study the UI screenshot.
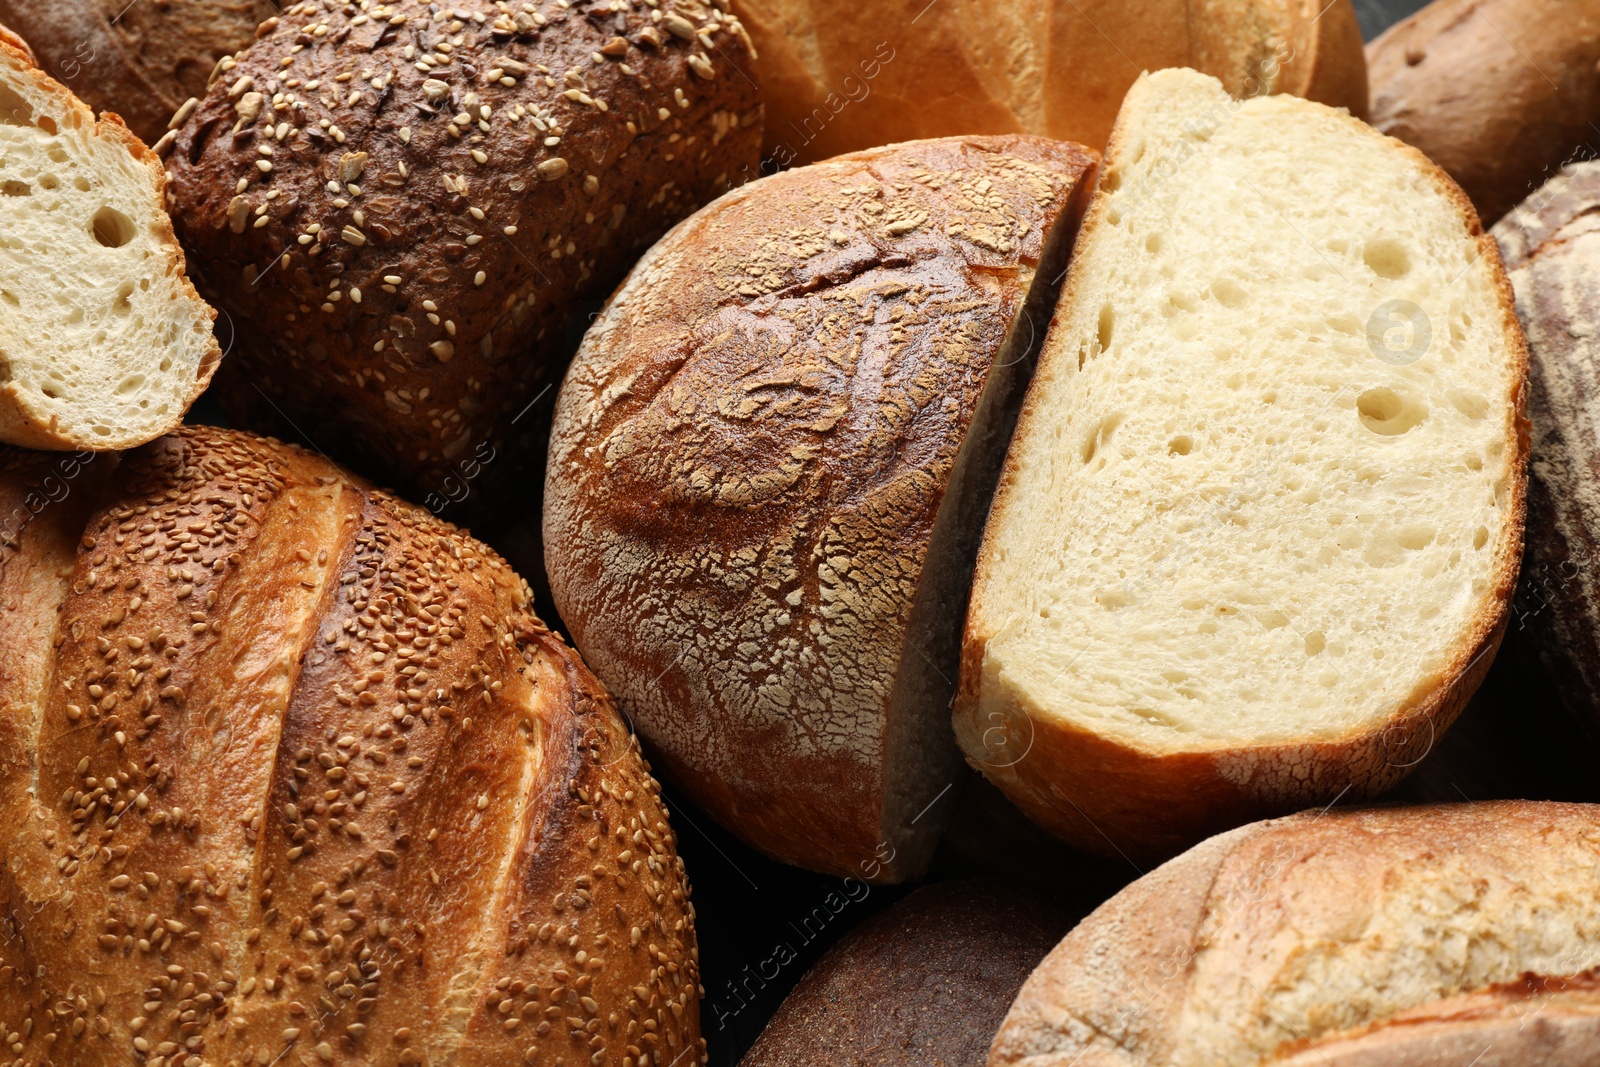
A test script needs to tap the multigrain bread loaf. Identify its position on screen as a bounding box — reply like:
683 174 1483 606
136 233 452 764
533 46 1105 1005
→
1494 161 1600 766
545 135 1097 881
739 879 1076 1067
164 0 762 518
0 426 703 1067
0 0 278 145
956 69 1529 861
990 803 1600 1067
0 30 221 452
1368 0 1600 227
735 0 1367 166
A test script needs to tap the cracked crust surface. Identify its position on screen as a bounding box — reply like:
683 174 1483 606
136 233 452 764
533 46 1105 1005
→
0 426 701 1067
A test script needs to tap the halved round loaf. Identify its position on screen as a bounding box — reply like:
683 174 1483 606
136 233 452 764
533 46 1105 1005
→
0 426 702 1067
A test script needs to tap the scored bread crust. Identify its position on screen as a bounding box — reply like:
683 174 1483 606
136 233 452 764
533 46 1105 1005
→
0 32 222 452
956 70 1530 862
545 135 1097 881
736 0 1367 165
0 427 702 1067
0 0 276 145
164 0 762 517
989 802 1600 1067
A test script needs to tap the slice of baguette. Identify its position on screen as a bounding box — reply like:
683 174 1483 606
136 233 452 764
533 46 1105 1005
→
0 29 218 451
955 68 1528 860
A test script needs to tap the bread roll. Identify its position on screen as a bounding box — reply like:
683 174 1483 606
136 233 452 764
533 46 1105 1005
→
0 0 276 145
992 803 1600 1067
1493 161 1600 766
0 30 221 452
164 0 762 519
739 879 1076 1067
957 69 1529 860
0 426 703 1067
1368 0 1600 227
736 0 1367 166
545 135 1097 881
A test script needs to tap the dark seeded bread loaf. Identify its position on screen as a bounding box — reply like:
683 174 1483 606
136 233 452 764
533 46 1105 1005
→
0 0 278 145
0 425 703 1067
740 879 1076 1067
164 0 762 518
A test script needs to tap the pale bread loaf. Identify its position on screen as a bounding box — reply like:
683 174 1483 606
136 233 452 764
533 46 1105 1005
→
0 31 219 451
956 68 1528 859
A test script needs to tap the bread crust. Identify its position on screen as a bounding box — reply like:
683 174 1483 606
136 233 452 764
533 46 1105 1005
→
0 426 702 1067
738 0 1367 166
957 72 1531 862
1368 0 1600 227
990 803 1600 1067
164 0 762 519
0 33 222 452
545 135 1096 880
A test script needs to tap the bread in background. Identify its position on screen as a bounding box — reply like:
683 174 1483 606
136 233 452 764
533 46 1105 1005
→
958 68 1528 860
0 29 220 451
736 0 1367 166
545 135 1097 881
1368 0 1600 227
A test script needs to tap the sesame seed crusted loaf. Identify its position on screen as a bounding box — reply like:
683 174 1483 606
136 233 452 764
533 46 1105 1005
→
544 135 1098 881
163 0 762 519
0 0 279 145
991 802 1600 1067
0 425 703 1067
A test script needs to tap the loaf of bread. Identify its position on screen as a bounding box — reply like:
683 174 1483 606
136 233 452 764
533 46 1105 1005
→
735 0 1367 166
0 426 703 1067
740 879 1076 1067
545 135 1097 881
164 0 762 518
957 68 1529 860
991 803 1600 1067
1368 0 1600 227
1493 161 1600 767
0 29 221 452
0 0 276 145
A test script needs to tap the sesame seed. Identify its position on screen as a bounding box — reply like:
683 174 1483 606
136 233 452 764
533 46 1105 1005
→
537 158 570 181
383 275 403 285
256 160 273 173
474 271 486 286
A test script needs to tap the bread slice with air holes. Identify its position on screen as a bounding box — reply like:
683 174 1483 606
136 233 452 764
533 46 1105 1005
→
954 68 1529 861
0 27 219 451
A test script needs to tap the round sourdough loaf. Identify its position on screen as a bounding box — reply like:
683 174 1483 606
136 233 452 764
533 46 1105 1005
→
544 134 1097 881
735 0 1367 166
992 803 1600 1067
1369 0 1600 228
163 0 762 517
0 426 703 1067
0 0 278 145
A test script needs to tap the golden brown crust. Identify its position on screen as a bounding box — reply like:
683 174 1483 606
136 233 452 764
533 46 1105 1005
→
738 0 1367 166
164 0 762 520
956 77 1530 863
1368 0 1600 227
991 803 1600 1067
544 134 1096 880
0 425 700 1067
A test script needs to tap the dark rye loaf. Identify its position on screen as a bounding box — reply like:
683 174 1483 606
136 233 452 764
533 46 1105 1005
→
0 425 703 1067
164 0 761 516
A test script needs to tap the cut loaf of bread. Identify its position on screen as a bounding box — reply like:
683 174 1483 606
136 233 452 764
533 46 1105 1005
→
0 30 219 451
956 69 1528 860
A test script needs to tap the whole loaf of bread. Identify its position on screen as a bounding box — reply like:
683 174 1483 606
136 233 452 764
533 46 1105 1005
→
164 0 762 517
0 426 702 1067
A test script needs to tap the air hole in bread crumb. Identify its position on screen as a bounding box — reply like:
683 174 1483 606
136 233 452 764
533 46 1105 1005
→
1357 387 1425 436
1473 526 1489 549
1304 631 1325 656
0 83 32 127
37 115 57 136
40 385 60 400
1 180 28 196
1211 278 1247 308
72 176 90 192
116 375 145 396
159 357 172 372
1167 435 1192 456
1398 526 1436 551
39 174 58 191
113 281 134 313
1448 387 1488 420
46 146 66 164
1363 237 1411 279
1097 304 1115 354
1145 233 1161 254
1081 413 1123 465
92 206 137 248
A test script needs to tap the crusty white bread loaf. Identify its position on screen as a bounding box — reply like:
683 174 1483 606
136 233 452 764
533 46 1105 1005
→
736 0 1368 166
0 426 703 1067
545 135 1097 881
991 803 1600 1067
0 30 220 451
1368 0 1600 227
956 69 1529 860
